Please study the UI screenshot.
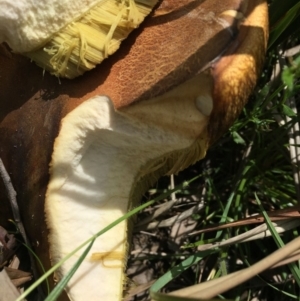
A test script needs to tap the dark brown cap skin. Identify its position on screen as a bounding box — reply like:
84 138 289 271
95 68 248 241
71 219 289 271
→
0 0 268 298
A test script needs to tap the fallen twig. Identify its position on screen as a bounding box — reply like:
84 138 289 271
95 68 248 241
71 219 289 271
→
0 157 45 300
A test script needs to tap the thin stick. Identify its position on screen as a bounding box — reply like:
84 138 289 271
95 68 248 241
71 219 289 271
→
170 174 176 201
0 157 45 300
0 158 27 243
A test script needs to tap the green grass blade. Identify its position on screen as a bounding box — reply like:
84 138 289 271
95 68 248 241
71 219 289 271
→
150 250 219 301
255 193 300 286
44 239 95 301
21 242 50 295
16 175 201 301
268 2 300 49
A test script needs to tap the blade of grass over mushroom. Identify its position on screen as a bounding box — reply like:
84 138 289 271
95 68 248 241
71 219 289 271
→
44 239 95 301
16 176 200 301
16 200 154 301
255 193 300 286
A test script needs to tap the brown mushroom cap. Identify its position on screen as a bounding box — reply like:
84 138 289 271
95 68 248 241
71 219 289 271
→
0 0 268 300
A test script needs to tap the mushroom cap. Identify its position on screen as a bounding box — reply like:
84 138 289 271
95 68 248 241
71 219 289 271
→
0 0 268 300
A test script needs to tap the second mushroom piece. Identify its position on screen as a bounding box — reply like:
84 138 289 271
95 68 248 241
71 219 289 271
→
0 0 268 300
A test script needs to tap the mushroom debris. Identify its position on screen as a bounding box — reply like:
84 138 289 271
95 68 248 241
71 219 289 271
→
0 0 268 300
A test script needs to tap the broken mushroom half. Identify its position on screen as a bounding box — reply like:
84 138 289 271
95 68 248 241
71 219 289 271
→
0 0 268 300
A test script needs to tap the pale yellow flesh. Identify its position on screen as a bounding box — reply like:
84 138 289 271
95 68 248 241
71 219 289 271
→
45 73 212 301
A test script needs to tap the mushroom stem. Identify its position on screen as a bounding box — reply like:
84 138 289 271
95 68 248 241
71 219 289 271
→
46 73 211 300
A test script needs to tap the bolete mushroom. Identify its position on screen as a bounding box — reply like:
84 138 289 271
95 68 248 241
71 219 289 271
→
0 0 268 300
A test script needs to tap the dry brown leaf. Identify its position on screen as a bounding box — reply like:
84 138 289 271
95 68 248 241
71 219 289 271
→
4 267 32 288
0 269 21 301
0 226 18 268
